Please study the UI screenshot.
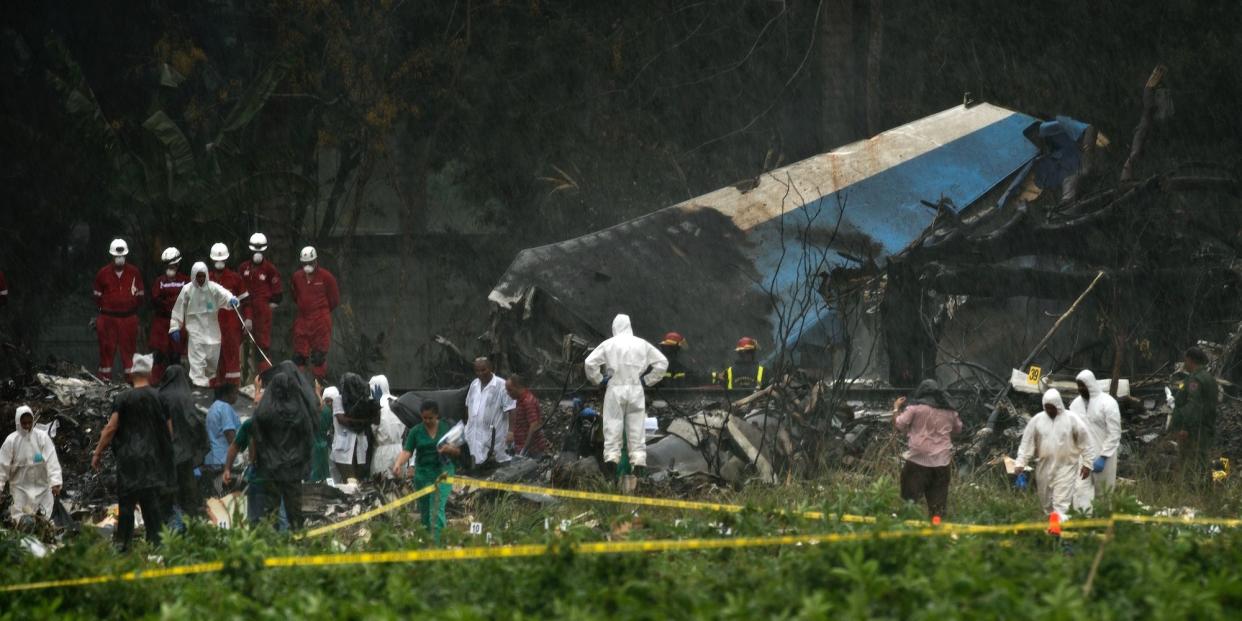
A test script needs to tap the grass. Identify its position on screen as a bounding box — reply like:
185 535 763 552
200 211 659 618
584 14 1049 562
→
2 455 1241 619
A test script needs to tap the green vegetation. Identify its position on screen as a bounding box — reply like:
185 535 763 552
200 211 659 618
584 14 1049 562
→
4 459 1242 619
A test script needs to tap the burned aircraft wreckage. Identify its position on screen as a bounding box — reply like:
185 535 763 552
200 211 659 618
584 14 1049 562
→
487 98 1241 479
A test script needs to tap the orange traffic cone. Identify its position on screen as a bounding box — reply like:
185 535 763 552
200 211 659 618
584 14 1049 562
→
1048 512 1062 536
932 515 942 526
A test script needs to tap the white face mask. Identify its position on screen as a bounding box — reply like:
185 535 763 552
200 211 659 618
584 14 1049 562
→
302 264 314 274
113 256 126 267
214 261 226 271
253 252 263 263
165 268 177 278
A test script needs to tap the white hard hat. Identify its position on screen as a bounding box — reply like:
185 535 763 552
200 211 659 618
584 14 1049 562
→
109 239 129 257
300 246 318 262
248 232 269 252
210 242 230 262
160 247 182 264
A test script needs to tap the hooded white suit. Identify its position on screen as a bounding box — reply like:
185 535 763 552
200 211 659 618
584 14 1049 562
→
1014 389 1098 520
584 314 668 467
0 407 62 522
1069 369 1122 495
170 262 236 387
369 375 406 478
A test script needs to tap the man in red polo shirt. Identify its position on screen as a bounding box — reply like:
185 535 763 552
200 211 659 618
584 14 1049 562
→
238 233 282 376
505 373 549 458
93 239 145 382
291 246 338 380
149 247 189 383
208 242 248 387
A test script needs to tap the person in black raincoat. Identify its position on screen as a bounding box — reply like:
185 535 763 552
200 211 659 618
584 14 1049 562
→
158 365 208 519
252 372 314 529
91 354 175 549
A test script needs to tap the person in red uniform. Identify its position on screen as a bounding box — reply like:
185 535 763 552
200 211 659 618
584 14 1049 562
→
93 239 145 382
238 233 282 376
291 246 338 380
208 242 249 387
149 247 189 383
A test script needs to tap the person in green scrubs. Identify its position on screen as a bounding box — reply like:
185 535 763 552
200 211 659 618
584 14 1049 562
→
391 400 459 541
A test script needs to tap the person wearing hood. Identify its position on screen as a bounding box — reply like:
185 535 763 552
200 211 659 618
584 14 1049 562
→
0 405 62 525
170 262 239 388
93 239 145 382
208 243 249 387
91 354 175 549
893 379 962 518
584 314 668 478
369 375 406 479
1069 369 1121 496
1013 389 1099 521
251 372 314 529
303 384 331 482
464 357 516 466
157 365 208 519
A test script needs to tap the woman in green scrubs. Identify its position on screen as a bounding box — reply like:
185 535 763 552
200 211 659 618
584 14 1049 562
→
391 400 459 541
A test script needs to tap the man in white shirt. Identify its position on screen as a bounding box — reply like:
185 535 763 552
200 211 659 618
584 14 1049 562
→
464 357 515 466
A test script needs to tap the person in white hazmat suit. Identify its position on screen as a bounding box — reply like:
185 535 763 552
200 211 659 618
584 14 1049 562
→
584 314 668 474
170 262 238 387
1069 369 1122 496
0 406 63 524
1013 388 1099 521
369 374 406 478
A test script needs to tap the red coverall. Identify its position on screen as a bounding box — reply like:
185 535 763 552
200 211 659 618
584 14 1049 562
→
239 259 283 374
148 271 189 383
93 263 145 381
208 267 247 386
291 266 339 379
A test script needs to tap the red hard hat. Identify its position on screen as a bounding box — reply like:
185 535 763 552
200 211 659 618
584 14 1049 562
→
735 336 759 351
660 332 686 347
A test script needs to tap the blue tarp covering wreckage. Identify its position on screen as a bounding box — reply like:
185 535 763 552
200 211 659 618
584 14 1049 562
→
489 102 1042 374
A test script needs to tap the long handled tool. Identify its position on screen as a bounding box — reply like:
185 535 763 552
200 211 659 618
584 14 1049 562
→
233 304 273 368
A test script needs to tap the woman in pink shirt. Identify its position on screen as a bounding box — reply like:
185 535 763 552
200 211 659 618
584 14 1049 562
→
893 379 963 518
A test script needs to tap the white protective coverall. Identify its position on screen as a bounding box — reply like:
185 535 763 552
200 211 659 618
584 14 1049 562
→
465 374 515 464
0 407 62 522
369 375 405 478
584 314 668 467
1069 369 1122 496
170 262 236 387
1014 389 1099 520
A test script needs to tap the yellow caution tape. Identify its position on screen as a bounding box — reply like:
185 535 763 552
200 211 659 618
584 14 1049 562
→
4 512 1240 593
297 483 440 539
445 476 883 523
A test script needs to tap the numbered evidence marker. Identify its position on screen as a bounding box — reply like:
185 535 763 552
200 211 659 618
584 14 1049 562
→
1026 365 1042 385
470 522 483 535
485 532 493 545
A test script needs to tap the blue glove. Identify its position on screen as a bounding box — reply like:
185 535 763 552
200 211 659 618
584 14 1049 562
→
228 297 240 308
170 329 182 344
600 375 611 388
1014 472 1028 490
1092 456 1107 473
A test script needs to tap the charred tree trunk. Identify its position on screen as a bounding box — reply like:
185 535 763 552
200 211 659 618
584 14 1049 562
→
819 0 861 149
881 260 936 385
